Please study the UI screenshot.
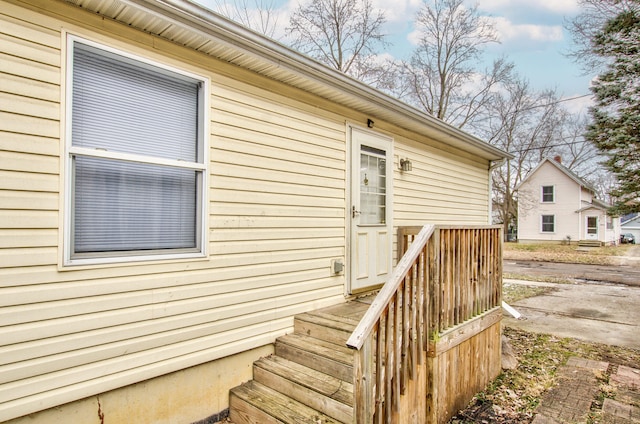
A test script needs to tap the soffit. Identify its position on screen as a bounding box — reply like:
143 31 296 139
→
62 0 510 161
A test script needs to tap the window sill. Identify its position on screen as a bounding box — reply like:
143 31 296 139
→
60 251 208 271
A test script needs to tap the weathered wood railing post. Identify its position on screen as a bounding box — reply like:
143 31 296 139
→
348 224 503 423
347 225 435 423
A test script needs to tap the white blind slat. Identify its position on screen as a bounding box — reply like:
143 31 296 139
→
72 43 199 162
70 41 202 256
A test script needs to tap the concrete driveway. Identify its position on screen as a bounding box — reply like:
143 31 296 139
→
503 260 640 286
503 279 640 350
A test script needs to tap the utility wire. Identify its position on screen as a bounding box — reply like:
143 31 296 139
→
504 93 593 114
555 94 592 103
474 94 593 125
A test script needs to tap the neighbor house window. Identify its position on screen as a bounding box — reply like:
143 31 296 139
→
541 185 554 202
65 36 207 264
541 215 555 233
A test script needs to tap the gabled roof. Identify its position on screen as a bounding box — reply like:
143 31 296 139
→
621 213 640 226
576 198 610 213
515 157 596 193
58 0 511 162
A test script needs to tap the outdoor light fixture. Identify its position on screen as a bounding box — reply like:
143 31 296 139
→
399 158 413 172
367 119 375 128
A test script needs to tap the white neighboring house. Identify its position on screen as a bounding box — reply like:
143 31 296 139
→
621 213 640 243
516 157 620 245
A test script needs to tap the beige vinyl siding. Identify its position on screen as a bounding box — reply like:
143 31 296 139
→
0 4 61 277
0 2 345 420
0 0 498 421
393 135 490 226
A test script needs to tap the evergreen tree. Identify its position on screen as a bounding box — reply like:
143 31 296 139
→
586 8 640 214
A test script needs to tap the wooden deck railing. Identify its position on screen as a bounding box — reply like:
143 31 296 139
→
346 224 503 423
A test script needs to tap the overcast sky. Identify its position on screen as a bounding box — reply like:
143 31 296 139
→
194 0 594 115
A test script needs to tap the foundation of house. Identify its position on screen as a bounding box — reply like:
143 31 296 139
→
4 345 273 424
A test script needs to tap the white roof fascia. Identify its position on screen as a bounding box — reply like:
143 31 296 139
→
74 0 510 161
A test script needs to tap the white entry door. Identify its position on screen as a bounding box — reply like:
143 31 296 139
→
586 216 598 240
349 126 392 293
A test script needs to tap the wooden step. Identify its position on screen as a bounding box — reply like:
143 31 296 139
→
314 298 373 322
229 380 342 424
275 333 354 382
253 355 354 423
294 312 357 345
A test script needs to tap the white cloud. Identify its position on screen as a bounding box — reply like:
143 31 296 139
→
536 0 580 14
373 0 422 25
478 0 580 15
407 15 564 48
489 16 564 43
407 28 421 46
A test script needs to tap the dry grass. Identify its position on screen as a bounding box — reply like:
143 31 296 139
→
503 242 631 265
504 272 577 285
503 283 556 304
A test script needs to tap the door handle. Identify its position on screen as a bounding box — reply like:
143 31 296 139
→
352 206 360 218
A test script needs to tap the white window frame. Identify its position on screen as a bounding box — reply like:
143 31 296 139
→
63 35 209 266
541 214 555 233
541 185 555 203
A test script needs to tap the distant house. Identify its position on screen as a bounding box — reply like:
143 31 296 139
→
0 0 509 423
621 213 640 242
516 157 620 245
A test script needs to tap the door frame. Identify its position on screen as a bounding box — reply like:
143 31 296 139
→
346 123 394 294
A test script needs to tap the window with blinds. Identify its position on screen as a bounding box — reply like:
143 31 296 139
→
65 37 207 264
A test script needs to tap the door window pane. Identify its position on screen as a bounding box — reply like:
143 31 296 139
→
587 217 598 234
360 146 386 225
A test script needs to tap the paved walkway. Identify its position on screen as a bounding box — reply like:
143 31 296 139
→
532 357 640 423
503 279 640 350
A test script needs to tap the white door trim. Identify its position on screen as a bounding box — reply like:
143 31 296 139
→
346 123 394 294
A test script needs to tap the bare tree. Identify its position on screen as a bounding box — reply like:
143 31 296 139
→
213 0 281 38
553 114 601 176
402 0 512 128
588 170 619 205
286 0 392 87
483 78 566 238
